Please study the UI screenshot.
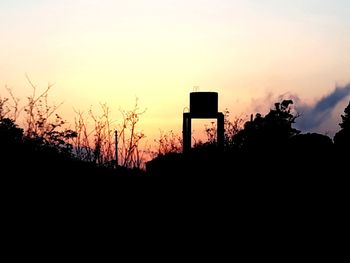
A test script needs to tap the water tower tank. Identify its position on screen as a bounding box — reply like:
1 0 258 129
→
190 92 218 118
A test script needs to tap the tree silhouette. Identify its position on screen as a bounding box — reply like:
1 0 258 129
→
334 101 350 148
0 118 23 147
233 100 300 152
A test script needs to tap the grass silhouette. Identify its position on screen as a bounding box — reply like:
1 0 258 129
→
1 81 349 180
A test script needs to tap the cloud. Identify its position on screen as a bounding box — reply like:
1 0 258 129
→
249 91 301 117
295 84 350 131
248 84 350 135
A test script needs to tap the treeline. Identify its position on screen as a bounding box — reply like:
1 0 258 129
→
0 83 349 177
147 100 350 177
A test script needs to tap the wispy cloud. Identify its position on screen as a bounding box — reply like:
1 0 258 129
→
295 84 350 131
249 83 350 135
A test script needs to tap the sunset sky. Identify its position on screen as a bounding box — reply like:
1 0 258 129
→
1 0 349 141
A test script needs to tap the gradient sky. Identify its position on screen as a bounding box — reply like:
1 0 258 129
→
1 0 349 140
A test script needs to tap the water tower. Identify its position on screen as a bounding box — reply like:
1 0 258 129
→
183 92 224 152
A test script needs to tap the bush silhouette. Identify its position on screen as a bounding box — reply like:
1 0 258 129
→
0 118 23 145
334 101 350 149
233 100 300 153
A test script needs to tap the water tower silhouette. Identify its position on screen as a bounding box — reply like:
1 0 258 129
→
183 92 224 152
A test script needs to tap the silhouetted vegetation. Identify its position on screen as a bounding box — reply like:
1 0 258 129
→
147 99 348 179
72 99 147 169
334 101 350 149
187 109 244 150
0 83 145 177
154 130 182 156
233 100 299 152
1 82 349 180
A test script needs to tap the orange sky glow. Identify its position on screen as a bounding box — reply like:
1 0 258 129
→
1 0 350 143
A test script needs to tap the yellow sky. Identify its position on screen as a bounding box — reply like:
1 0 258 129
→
1 0 350 141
